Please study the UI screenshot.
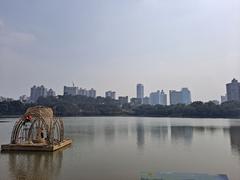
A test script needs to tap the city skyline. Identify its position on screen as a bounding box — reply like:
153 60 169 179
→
0 0 239 101
1 81 231 104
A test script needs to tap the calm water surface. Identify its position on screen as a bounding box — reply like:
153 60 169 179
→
1 117 240 180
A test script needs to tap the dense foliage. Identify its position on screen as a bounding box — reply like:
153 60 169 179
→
0 95 240 118
133 101 240 118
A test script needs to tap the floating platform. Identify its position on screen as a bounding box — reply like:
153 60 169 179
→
1 139 72 152
1 106 73 152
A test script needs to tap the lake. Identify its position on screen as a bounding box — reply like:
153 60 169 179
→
0 117 240 180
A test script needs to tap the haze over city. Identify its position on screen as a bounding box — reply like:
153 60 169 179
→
0 0 239 101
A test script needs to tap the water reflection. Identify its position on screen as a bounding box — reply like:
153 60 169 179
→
64 120 240 156
2 117 240 180
136 121 145 148
104 124 115 142
193 126 205 134
150 126 168 141
5 150 63 180
117 124 128 138
204 127 220 134
229 126 240 154
171 126 193 144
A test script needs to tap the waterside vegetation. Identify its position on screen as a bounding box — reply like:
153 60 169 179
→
0 95 240 118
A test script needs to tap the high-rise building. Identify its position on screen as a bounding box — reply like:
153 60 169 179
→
88 88 96 98
169 88 191 105
64 86 78 96
105 91 116 99
169 90 182 105
64 85 96 98
149 90 167 105
226 79 240 101
78 88 88 96
30 85 48 102
136 84 144 103
181 88 191 105
47 89 56 97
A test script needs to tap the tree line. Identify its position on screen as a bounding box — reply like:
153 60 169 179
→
0 95 240 118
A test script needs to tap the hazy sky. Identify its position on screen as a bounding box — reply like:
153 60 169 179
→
0 0 239 101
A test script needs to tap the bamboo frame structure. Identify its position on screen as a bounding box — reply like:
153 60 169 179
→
1 106 72 152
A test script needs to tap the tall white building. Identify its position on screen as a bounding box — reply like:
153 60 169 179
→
169 90 182 105
181 88 191 105
88 88 96 98
30 85 48 102
64 85 97 98
136 84 144 103
226 78 240 101
64 86 78 96
105 91 116 99
149 90 167 105
169 88 191 105
78 88 88 96
47 89 56 97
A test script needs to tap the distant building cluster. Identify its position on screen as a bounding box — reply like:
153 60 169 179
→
3 78 240 106
105 91 116 99
133 84 192 106
0 96 13 102
169 88 191 105
64 86 96 98
149 90 167 105
30 85 56 103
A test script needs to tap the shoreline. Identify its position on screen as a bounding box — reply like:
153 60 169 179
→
0 115 21 118
1 114 239 119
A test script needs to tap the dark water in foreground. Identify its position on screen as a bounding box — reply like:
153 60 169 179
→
1 117 240 180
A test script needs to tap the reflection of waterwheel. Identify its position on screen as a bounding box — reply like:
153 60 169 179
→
7 150 63 180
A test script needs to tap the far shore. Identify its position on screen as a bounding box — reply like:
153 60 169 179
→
0 115 21 118
1 114 239 119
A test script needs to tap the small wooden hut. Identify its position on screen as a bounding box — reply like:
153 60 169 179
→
1 106 72 151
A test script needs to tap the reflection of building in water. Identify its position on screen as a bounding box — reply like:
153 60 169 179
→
136 122 145 148
229 127 240 154
193 126 224 135
66 124 95 143
8 150 63 180
205 127 220 134
171 126 193 144
104 124 115 142
150 126 168 141
117 124 128 138
193 126 205 134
